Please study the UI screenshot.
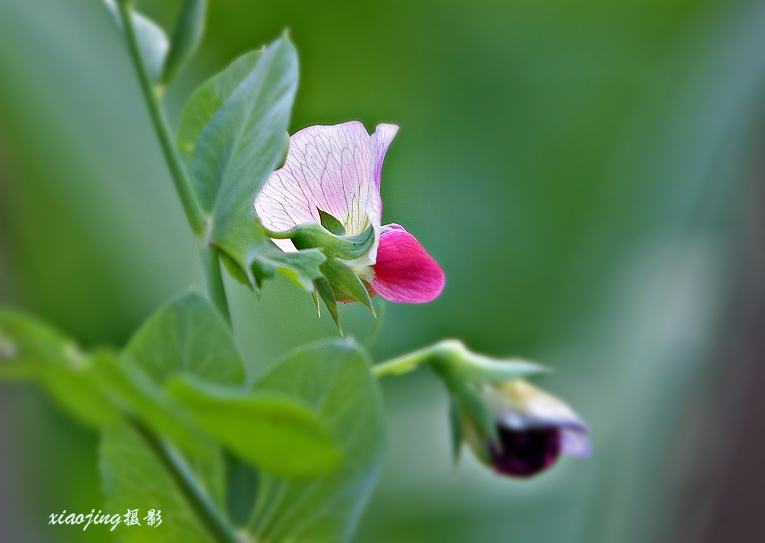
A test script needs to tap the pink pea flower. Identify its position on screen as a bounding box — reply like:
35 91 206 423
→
255 121 445 304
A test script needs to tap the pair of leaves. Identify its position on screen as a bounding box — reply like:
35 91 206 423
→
1 296 386 542
106 298 384 542
104 0 206 86
99 293 349 543
135 301 385 542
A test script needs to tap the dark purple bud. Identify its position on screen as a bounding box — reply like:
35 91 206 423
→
489 425 562 478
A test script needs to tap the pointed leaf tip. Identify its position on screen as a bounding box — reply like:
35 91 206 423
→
161 0 208 84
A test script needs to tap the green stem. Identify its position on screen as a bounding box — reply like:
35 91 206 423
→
117 5 237 542
371 340 459 378
373 340 547 382
132 420 240 543
116 0 206 239
116 0 232 324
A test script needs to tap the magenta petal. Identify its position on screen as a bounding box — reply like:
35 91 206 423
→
370 224 445 304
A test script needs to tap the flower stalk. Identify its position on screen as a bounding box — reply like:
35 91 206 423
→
115 0 230 322
372 340 545 382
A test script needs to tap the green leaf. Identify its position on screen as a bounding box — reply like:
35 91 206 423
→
0 309 67 380
89 351 208 456
103 0 169 82
168 378 343 478
122 291 245 386
177 38 323 293
191 35 297 238
100 421 223 543
176 50 263 183
161 0 207 84
248 339 385 543
0 310 120 428
193 37 304 292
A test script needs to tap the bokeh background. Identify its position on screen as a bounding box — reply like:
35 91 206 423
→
2 0 765 541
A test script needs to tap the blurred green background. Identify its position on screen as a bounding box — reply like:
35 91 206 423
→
2 0 765 541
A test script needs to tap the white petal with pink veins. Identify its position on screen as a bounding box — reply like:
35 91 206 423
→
255 121 398 266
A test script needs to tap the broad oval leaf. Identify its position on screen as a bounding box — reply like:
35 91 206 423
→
177 37 321 294
248 339 385 543
176 49 263 186
122 291 245 386
90 350 209 456
168 379 343 477
190 35 296 223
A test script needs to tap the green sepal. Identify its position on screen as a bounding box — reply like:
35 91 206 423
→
373 340 547 383
318 209 346 236
321 257 375 313
314 277 342 332
269 222 375 262
248 242 326 292
447 378 497 443
448 399 463 465
427 340 547 384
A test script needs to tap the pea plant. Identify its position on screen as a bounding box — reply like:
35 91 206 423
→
0 1 589 542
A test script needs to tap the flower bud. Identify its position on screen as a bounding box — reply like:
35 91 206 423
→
466 380 589 478
372 339 588 478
